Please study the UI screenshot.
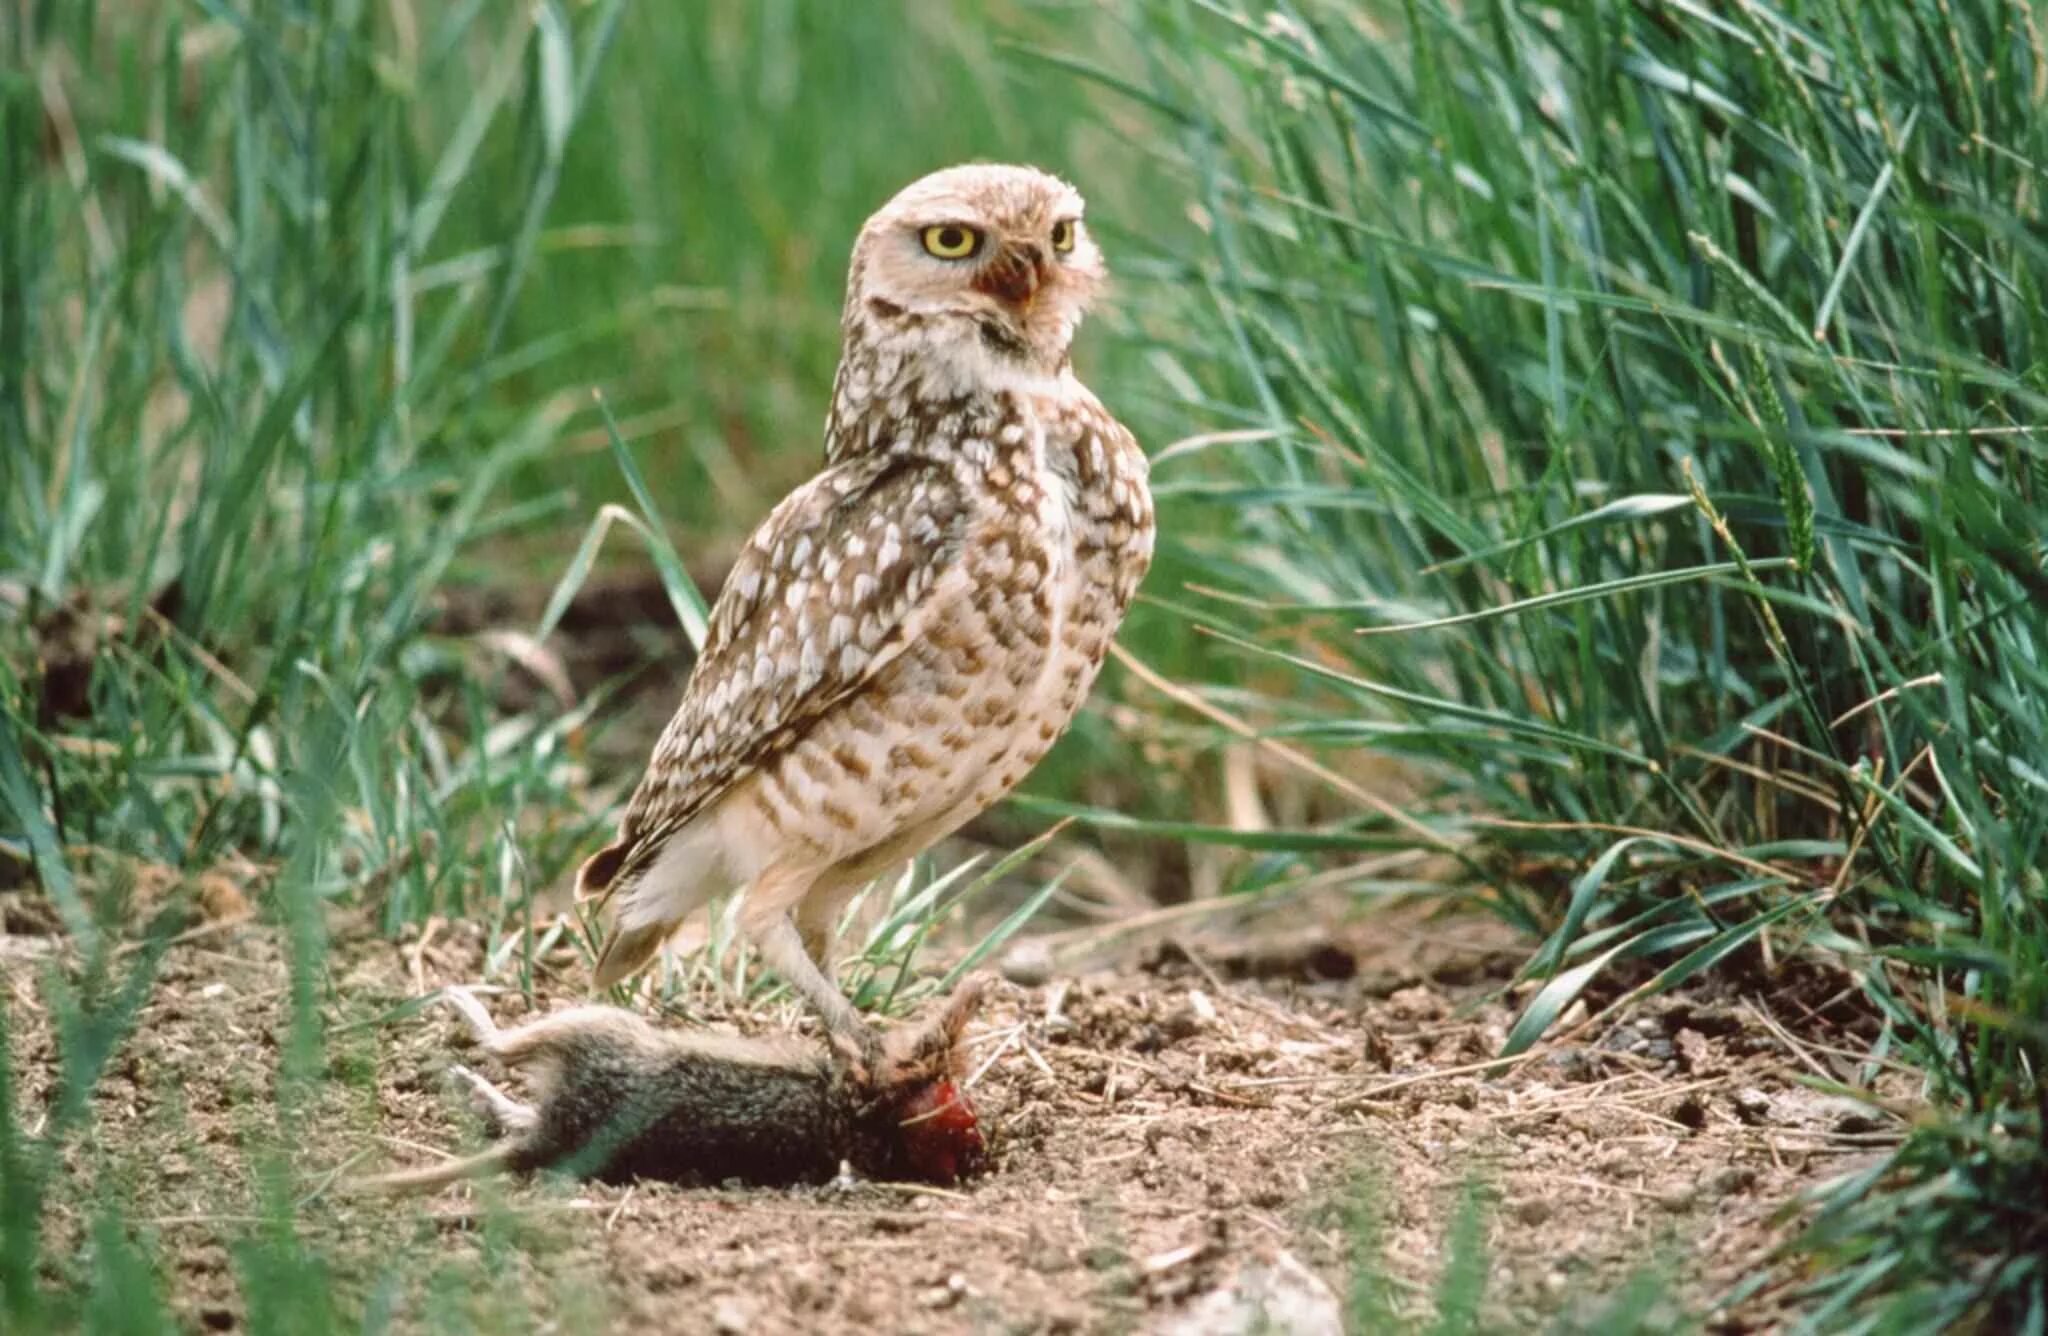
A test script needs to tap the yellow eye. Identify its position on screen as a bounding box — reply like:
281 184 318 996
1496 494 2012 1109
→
1050 219 1078 253
921 224 981 260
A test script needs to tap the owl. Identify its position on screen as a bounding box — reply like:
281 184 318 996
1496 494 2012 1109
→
578 163 1154 1067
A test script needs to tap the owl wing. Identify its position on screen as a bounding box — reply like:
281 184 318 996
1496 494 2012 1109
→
577 452 970 911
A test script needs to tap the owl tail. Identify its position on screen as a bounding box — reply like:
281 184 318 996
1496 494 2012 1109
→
580 839 656 989
592 918 671 991
575 840 629 904
581 820 726 990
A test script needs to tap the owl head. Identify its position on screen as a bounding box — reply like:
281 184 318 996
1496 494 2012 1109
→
843 163 1105 381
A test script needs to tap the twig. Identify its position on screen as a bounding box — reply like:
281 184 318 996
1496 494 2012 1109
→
408 916 442 997
297 1148 376 1208
964 1023 1026 1090
1510 1171 1673 1203
114 912 254 959
875 1181 972 1203
427 1200 609 1224
1741 998 1842 1084
1034 848 1427 957
1109 640 1461 852
135 1213 269 1228
1228 1050 1536 1092
1468 814 1808 886
1829 673 1942 729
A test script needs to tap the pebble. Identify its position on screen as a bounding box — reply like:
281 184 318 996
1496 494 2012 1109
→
1001 940 1055 986
921 1274 968 1309
711 1296 752 1334
1157 1251 1341 1336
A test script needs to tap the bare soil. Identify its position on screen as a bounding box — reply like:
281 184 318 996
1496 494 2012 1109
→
4 897 1905 1333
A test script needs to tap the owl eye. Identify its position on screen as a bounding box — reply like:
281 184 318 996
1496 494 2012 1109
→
921 225 982 260
1050 219 1078 253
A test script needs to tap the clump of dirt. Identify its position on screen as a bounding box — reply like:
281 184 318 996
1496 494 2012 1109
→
5 905 1906 1332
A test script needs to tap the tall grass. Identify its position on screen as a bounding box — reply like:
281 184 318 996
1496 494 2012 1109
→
1 3 628 1323
0 3 1108 1326
1076 0 2046 1325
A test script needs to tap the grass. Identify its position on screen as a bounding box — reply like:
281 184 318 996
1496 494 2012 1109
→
1065 0 2047 1327
0 3 1114 1327
1335 1167 1689 1334
3 0 2045 1330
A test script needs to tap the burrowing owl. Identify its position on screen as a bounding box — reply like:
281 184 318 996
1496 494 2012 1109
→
579 163 1153 1062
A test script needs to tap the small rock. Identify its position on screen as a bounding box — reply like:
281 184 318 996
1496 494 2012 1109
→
1707 1166 1758 1196
1673 1028 1713 1073
1160 1005 1203 1043
1002 940 1055 987
1596 1026 1641 1054
1733 1088 1774 1124
711 1296 752 1334
921 1274 968 1309
1156 1251 1341 1336
1542 1047 1596 1083
1385 985 1446 1021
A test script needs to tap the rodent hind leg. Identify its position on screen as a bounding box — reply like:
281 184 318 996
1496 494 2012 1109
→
449 1062 537 1136
440 986 503 1046
478 1006 660 1068
439 985 656 1069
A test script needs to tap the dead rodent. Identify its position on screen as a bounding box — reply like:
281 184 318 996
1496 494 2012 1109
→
359 980 988 1194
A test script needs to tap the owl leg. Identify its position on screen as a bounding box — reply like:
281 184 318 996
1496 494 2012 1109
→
738 866 881 1077
758 915 874 1044
794 864 873 970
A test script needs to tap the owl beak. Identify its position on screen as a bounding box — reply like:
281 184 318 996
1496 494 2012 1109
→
977 243 1045 311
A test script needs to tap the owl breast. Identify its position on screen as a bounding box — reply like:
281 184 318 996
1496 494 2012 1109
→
729 382 1151 878
877 383 1151 842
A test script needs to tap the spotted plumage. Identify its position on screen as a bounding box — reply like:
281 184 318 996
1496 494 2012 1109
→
580 163 1154 1061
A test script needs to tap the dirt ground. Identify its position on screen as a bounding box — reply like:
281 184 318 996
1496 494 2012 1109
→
4 894 1907 1334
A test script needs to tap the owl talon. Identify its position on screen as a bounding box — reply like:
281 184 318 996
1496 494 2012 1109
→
829 1024 888 1094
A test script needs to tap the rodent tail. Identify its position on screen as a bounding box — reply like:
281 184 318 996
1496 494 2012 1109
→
351 1144 516 1195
